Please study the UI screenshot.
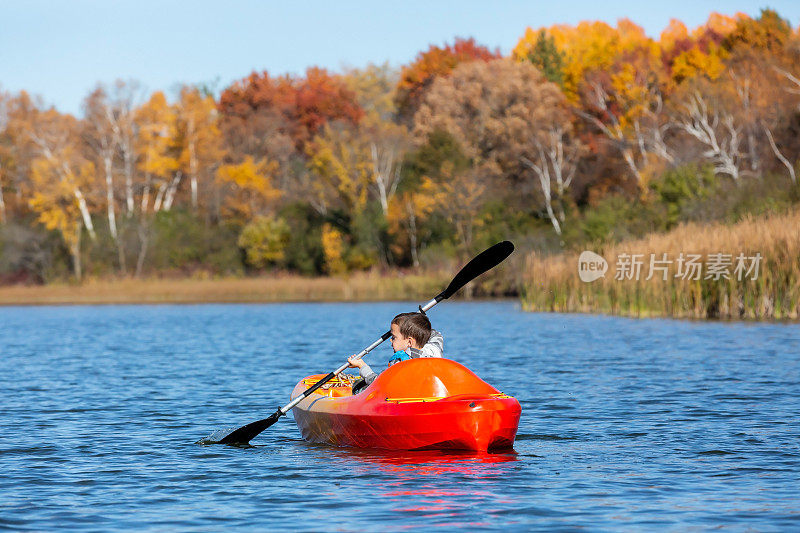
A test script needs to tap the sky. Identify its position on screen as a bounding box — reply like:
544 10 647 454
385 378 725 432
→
2 0 799 116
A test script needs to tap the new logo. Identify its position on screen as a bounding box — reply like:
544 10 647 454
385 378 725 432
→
578 251 608 282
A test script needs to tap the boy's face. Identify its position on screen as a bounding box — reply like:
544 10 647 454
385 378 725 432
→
390 323 414 352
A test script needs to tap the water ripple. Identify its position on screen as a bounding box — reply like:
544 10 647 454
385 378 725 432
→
1 303 799 530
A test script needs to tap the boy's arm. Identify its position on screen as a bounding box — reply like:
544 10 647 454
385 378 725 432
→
349 354 378 384
419 329 444 358
358 363 378 384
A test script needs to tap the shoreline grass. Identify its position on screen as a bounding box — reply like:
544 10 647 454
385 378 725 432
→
0 272 453 306
522 209 800 320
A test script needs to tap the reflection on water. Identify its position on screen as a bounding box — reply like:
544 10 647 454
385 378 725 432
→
1 302 799 530
333 449 519 525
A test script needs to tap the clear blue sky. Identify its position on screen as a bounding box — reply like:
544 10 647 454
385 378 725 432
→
2 1 798 116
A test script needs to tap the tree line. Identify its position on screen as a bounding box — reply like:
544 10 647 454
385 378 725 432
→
1 9 799 282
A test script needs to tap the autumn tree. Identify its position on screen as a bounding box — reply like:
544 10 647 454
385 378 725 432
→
130 91 180 276
343 63 398 121
766 40 800 183
513 19 654 101
135 91 179 214
521 114 583 236
343 64 410 216
672 78 747 182
435 163 486 262
577 46 673 190
294 67 364 148
215 156 281 221
24 109 97 279
217 68 363 214
523 30 565 86
82 87 121 243
723 8 792 55
307 119 401 268
413 58 566 185
237 215 290 270
387 176 437 267
175 86 222 212
306 121 372 217
659 15 736 84
0 90 9 223
395 38 500 121
108 80 140 216
218 67 363 152
1 92 44 222
393 129 470 266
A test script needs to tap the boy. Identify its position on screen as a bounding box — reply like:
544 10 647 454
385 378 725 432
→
348 312 444 387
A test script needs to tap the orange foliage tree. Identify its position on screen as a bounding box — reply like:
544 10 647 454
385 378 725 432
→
218 67 363 152
659 13 746 84
395 37 500 121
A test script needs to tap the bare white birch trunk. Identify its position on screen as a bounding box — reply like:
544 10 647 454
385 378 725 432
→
190 174 198 211
164 171 182 211
71 224 82 281
135 221 150 278
141 173 152 213
190 151 198 211
405 200 419 268
679 92 743 182
0 170 6 224
522 155 562 236
73 188 96 241
154 183 166 212
124 149 135 214
763 123 797 184
371 142 401 216
104 155 117 239
188 117 198 211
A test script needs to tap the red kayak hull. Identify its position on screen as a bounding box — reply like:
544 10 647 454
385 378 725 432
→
290 358 521 452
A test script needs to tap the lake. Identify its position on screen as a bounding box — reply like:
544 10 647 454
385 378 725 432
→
1 302 798 530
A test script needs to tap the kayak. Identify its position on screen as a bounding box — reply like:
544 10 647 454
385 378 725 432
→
290 358 521 452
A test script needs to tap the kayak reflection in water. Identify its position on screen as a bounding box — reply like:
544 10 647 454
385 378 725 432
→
348 312 444 393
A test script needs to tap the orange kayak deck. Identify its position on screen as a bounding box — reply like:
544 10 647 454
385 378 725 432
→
290 358 521 452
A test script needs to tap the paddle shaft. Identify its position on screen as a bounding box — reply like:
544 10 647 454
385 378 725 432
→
278 297 439 414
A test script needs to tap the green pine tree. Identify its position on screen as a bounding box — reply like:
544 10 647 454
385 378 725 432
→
527 30 565 87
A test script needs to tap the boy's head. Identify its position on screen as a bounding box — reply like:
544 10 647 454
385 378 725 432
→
390 312 432 352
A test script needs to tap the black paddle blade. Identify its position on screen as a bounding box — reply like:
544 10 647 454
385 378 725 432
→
438 241 514 301
200 410 283 445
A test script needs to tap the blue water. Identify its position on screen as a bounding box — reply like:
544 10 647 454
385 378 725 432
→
1 302 799 530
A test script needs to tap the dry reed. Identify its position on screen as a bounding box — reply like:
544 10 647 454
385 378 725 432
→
523 209 800 319
0 272 448 306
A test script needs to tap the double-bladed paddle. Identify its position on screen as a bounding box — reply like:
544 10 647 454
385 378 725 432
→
202 240 514 445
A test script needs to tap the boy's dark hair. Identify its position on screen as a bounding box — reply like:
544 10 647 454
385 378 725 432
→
391 312 432 347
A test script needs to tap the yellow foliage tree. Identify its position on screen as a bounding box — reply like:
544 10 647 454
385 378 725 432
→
306 122 372 216
135 91 179 213
215 156 282 221
175 86 222 211
387 176 438 267
321 223 347 275
237 215 290 269
434 162 486 261
28 151 95 280
513 19 655 100
660 13 748 85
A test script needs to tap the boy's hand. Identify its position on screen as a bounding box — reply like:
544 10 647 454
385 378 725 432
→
347 355 364 369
